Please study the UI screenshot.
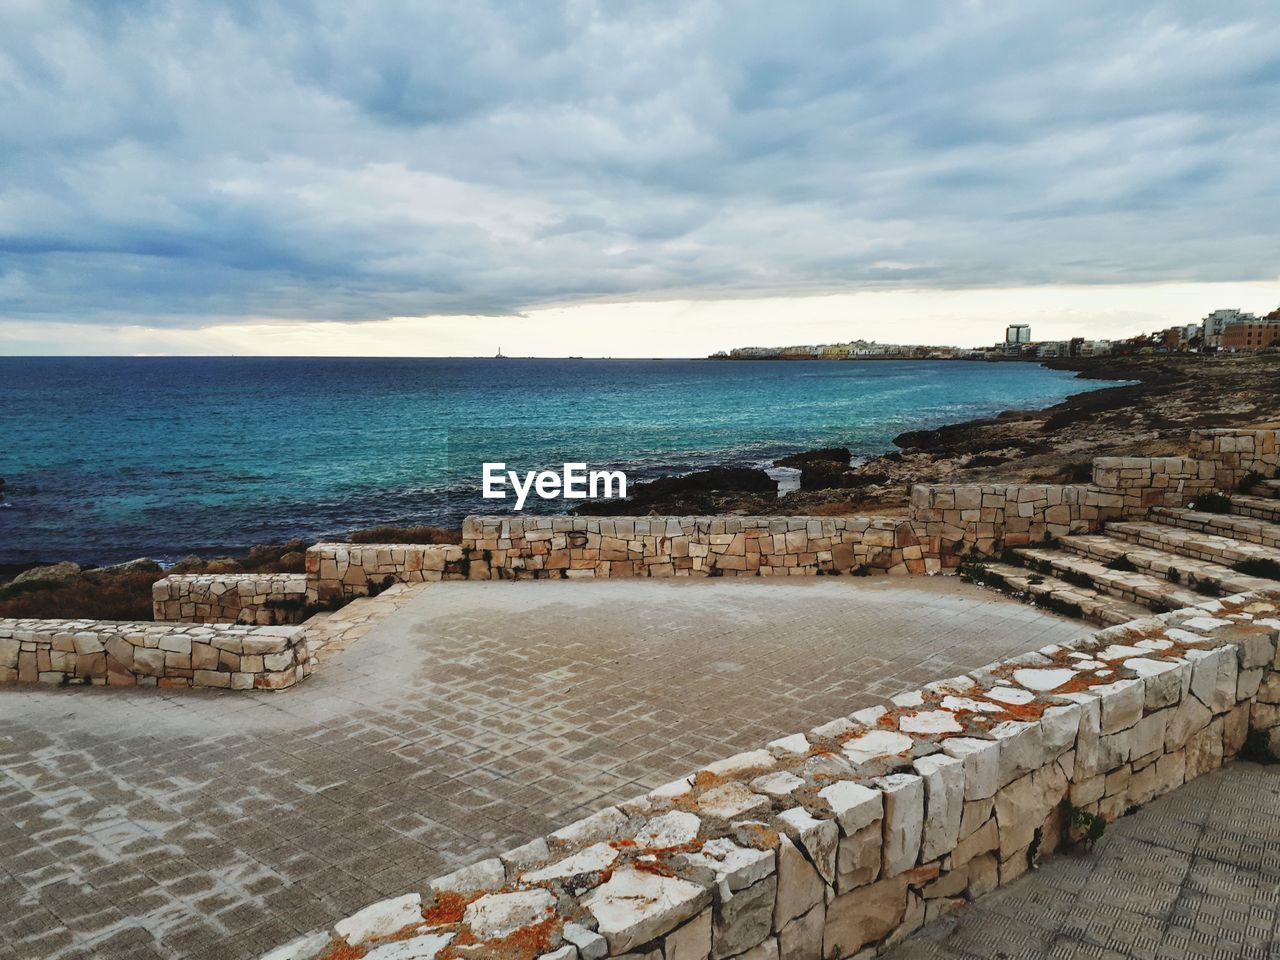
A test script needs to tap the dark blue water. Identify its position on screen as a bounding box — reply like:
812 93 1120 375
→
0 357 1116 564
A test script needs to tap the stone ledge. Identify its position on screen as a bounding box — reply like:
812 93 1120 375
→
256 588 1280 960
0 619 311 690
152 573 308 625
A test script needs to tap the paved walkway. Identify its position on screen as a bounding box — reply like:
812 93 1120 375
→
888 762 1280 960
0 577 1084 960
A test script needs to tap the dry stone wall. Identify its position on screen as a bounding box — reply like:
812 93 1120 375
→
909 484 1098 566
1191 428 1280 489
152 573 308 624
306 543 468 602
259 588 1280 960
0 619 312 689
461 516 929 579
1089 456 1217 516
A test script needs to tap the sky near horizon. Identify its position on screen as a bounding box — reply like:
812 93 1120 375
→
1 2 1278 357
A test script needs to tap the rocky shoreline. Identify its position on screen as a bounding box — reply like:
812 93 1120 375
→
576 354 1280 517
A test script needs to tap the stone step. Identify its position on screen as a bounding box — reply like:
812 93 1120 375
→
1012 546 1209 612
1248 478 1280 498
967 561 1152 626
1054 533 1276 594
1105 519 1280 575
1150 506 1280 549
1230 493 1280 523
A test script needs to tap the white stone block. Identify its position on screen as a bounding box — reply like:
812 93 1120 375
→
874 773 923 877
583 868 711 954
817 781 882 836
775 808 838 884
940 737 1000 800
334 893 422 946
912 754 964 862
464 890 557 939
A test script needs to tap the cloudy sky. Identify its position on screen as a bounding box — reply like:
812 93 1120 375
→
1 0 1277 356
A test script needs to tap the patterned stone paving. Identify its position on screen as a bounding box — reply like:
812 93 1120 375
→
1 578 1084 960
887 762 1280 960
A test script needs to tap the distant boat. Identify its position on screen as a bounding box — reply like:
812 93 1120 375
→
495 346 507 358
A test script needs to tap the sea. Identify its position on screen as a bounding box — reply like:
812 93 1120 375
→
0 357 1122 565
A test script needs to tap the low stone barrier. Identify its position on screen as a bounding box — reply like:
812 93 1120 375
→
462 516 929 579
259 589 1280 960
1191 427 1280 489
909 484 1098 564
306 542 467 602
152 573 308 624
1089 456 1216 516
0 619 312 689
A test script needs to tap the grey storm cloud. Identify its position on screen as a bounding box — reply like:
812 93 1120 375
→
0 0 1278 327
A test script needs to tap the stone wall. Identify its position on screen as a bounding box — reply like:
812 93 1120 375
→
306 543 468 602
0 619 312 689
1191 428 1280 489
909 483 1098 565
1089 456 1217 517
259 589 1280 960
152 573 308 625
461 516 930 579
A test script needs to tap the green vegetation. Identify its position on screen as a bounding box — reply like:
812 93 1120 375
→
1104 554 1138 572
1232 558 1280 580
1190 491 1233 514
1237 470 1265 492
1067 803 1107 849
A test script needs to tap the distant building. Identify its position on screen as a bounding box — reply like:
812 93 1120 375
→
1221 321 1280 353
1202 308 1257 349
1005 324 1031 344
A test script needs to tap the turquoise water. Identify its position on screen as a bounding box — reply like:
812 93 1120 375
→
0 357 1116 564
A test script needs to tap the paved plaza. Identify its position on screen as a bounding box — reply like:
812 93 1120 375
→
0 577 1123 959
887 761 1280 960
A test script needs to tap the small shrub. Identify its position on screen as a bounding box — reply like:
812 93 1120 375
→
1190 491 1233 514
1061 568 1095 590
1067 803 1107 849
1240 728 1278 764
1040 594 1084 619
1026 574 1045 585
1066 461 1094 484
1238 470 1265 492
1191 577 1221 597
1104 554 1138 572
1167 567 1182 584
1232 558 1280 580
1042 530 1059 546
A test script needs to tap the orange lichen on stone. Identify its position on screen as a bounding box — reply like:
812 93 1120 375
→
421 891 478 927
442 915 560 960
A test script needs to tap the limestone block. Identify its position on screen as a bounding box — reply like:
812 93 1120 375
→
663 910 711 960
551 807 630 848
585 867 712 955
565 923 609 960
364 933 454 960
958 797 994 840
773 836 824 929
711 875 775 960
993 762 1067 861
822 874 908 959
1224 704 1249 757
778 905 824 960
988 720 1045 786
699 783 772 822
949 815 997 867
335 893 423 946
523 843 619 883
835 823 881 892
1039 704 1082 756
912 755 964 862
1129 709 1169 763
731 936 778 960
940 737 999 800
1185 718 1225 781
680 839 775 894
433 858 505 894
1185 646 1238 713
874 773 923 878
1236 667 1263 703
1094 679 1145 734
1165 694 1213 751
775 809 837 885
464 889 557 940
817 781 881 837
1124 657 1190 711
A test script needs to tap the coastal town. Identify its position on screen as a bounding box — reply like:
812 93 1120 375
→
709 304 1280 361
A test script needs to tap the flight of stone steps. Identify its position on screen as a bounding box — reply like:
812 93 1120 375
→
974 482 1280 626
